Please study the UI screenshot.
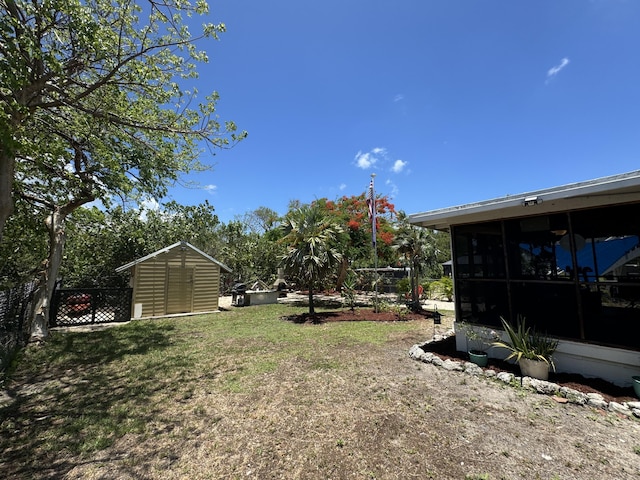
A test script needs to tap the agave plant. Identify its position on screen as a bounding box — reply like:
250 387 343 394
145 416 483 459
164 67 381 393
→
492 315 559 370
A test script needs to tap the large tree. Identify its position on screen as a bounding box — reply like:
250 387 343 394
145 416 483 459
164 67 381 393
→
1 0 245 339
279 204 342 315
0 0 245 240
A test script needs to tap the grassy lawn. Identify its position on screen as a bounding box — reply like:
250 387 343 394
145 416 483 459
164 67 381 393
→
0 304 436 477
1 303 639 479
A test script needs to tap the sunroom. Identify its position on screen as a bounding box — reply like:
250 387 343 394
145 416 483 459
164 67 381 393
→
409 170 640 386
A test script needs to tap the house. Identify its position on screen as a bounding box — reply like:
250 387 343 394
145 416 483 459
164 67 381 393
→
115 241 232 318
409 170 640 386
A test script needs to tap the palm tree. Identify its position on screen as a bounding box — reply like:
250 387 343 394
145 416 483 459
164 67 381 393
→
393 223 438 311
280 204 343 315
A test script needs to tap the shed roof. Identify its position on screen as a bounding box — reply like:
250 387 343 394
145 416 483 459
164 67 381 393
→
409 170 640 231
115 241 232 273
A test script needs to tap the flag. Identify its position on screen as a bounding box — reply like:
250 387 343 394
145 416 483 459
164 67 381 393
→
366 178 376 249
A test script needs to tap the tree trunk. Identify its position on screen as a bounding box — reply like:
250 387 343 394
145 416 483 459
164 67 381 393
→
0 150 15 243
409 259 420 312
335 257 349 292
29 208 67 341
308 286 315 315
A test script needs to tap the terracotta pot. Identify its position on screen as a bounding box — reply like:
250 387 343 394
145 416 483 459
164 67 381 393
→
519 358 549 380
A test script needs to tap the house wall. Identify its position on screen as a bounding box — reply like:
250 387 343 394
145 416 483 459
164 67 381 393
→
132 247 221 317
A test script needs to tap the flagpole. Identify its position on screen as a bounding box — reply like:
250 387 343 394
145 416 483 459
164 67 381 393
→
370 173 379 310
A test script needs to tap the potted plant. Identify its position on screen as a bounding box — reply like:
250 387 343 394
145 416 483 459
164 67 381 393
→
632 375 640 399
492 315 559 380
458 322 498 367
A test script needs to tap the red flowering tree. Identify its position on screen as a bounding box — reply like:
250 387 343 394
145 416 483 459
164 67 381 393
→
314 194 396 291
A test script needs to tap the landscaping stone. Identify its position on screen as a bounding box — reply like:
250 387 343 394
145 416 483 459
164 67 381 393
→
463 362 483 376
408 344 422 358
442 359 464 371
496 372 514 384
608 402 632 417
409 337 639 415
587 398 609 409
523 377 559 395
430 355 443 367
559 387 588 405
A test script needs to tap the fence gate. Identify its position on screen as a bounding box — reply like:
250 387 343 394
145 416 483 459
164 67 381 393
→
50 288 133 327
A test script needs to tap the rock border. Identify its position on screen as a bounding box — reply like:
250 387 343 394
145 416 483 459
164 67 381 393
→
409 332 640 419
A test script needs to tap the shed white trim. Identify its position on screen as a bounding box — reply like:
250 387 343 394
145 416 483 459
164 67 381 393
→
115 241 232 273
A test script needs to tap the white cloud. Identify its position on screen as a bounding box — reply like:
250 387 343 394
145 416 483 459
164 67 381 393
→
394 94 404 102
136 197 160 221
354 151 376 169
546 57 570 83
391 159 407 173
355 147 389 169
354 147 409 175
140 197 160 211
203 184 217 194
339 183 347 191
385 179 399 198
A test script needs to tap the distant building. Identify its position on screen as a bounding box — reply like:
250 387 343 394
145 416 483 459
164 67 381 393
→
355 266 409 293
409 170 640 386
442 260 453 278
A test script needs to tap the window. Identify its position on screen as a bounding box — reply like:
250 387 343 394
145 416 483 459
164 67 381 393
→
454 222 505 279
571 205 640 347
451 204 640 349
505 214 573 281
456 280 508 327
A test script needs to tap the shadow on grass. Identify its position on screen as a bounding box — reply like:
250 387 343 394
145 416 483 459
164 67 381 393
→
0 321 177 478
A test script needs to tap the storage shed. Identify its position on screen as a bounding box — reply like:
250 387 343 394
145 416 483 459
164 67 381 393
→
115 241 232 318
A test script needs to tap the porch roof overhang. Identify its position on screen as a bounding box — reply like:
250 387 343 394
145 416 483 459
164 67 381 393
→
408 170 640 231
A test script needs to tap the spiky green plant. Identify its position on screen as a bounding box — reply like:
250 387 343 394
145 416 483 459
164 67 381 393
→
492 315 558 370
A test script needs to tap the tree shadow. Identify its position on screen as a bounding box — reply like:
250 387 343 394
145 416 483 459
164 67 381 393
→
0 321 177 478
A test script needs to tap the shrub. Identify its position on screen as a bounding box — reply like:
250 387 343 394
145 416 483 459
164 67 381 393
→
341 271 357 312
428 277 453 301
395 277 411 295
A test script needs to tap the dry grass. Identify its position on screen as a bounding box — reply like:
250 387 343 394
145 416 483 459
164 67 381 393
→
1 302 639 479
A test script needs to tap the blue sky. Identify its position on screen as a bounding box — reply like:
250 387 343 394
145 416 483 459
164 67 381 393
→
166 0 640 224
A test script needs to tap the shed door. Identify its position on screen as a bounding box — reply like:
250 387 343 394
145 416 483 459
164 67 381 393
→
166 266 194 314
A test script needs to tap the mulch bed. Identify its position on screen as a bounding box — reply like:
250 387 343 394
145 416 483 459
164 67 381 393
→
423 335 638 404
281 307 436 324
